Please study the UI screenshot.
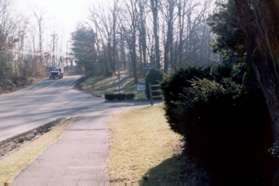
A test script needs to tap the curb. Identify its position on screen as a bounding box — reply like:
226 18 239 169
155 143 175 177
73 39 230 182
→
0 118 71 186
0 118 70 158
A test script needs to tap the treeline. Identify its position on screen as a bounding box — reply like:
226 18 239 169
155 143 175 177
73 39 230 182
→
0 0 69 92
0 0 44 92
72 0 219 82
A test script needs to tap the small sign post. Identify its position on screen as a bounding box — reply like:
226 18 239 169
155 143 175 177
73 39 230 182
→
137 83 145 92
148 83 163 106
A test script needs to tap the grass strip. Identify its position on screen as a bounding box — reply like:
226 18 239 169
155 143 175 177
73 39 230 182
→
108 106 183 183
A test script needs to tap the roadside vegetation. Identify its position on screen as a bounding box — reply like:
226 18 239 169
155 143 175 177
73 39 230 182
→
74 0 279 184
0 1 39 93
71 0 218 96
77 73 146 100
78 69 164 101
108 106 183 183
0 0 77 94
162 65 271 185
159 0 279 185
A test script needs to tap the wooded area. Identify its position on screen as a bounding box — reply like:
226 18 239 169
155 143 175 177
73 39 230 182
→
0 0 70 92
72 0 219 81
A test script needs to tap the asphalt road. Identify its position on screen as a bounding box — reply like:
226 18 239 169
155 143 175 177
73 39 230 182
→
0 76 135 143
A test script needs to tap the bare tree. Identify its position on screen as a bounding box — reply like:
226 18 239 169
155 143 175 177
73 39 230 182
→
150 0 161 69
0 0 42 87
176 0 187 68
111 0 120 74
33 11 45 65
162 0 176 72
76 0 215 79
89 11 113 75
16 18 29 76
0 0 17 79
138 0 148 74
126 0 139 83
89 0 121 75
51 33 58 67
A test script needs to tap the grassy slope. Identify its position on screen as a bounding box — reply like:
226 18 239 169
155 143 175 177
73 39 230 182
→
108 106 184 183
79 74 146 100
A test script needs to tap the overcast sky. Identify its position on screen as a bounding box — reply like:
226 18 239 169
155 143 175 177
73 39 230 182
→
11 0 211 55
12 0 98 54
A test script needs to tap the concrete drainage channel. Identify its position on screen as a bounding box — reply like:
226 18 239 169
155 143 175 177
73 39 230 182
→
0 118 70 158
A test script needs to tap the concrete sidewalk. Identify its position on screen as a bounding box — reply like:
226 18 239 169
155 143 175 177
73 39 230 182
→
13 111 112 186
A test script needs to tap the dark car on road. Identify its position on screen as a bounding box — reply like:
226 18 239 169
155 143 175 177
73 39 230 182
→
49 69 63 80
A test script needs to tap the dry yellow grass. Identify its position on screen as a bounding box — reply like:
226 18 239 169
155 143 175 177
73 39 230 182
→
108 106 183 183
0 121 70 185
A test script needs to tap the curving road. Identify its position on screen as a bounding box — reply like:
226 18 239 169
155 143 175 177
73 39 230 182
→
0 76 134 143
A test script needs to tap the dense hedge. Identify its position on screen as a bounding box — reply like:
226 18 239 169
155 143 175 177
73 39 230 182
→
105 93 135 101
162 67 273 186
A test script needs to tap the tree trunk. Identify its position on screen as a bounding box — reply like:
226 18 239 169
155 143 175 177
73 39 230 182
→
120 32 126 71
111 0 119 74
234 0 279 184
151 0 160 69
132 31 138 84
177 0 185 70
127 0 138 84
138 0 147 75
164 0 175 73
